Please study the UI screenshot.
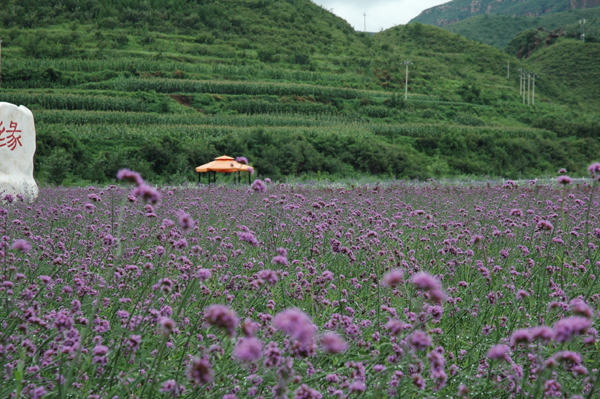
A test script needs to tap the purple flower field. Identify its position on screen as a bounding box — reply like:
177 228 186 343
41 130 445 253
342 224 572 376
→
1 173 600 398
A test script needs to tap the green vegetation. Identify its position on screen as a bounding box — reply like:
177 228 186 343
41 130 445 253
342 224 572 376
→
0 0 599 184
445 8 600 50
525 40 600 104
411 0 600 27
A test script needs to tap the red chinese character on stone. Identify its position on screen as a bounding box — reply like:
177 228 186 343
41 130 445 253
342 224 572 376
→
0 121 23 151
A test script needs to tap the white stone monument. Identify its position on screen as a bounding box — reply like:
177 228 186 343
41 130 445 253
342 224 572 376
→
0 102 38 199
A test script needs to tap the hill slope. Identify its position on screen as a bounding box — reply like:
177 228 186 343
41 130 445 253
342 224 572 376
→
0 1 599 184
411 0 600 27
0 0 372 62
525 40 600 104
444 7 600 49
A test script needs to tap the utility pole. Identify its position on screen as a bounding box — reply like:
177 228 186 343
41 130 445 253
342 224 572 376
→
532 73 537 106
527 71 531 105
403 59 413 101
580 19 586 42
507 60 510 79
522 70 526 104
518 68 523 95
364 13 367 33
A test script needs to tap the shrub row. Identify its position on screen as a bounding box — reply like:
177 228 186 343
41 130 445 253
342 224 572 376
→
86 78 369 99
34 110 362 126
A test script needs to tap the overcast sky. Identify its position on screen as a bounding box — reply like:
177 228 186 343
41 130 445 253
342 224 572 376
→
311 0 451 31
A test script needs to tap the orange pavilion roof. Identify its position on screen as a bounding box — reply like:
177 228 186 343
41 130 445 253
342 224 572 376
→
195 156 254 173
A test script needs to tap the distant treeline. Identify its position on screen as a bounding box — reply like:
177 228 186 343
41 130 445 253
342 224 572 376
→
35 125 599 185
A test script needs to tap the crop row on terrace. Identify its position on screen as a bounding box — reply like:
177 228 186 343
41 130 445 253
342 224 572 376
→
0 92 149 112
3 58 375 85
36 123 379 142
33 110 362 127
3 89 497 122
84 78 387 100
36 121 554 141
4 90 350 115
228 100 338 115
371 124 557 139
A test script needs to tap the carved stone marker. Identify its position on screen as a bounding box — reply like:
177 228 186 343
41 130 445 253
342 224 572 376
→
0 102 38 199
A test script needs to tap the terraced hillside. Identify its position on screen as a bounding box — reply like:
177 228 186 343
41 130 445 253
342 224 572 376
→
0 0 599 184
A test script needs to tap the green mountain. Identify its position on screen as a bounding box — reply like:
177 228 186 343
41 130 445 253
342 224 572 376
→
0 0 599 183
444 7 600 49
411 0 600 27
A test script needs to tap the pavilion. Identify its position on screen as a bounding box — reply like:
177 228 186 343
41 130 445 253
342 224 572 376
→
195 155 254 184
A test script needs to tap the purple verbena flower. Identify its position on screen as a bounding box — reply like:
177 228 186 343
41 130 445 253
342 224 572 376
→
251 179 267 193
382 269 404 287
409 330 432 351
411 272 446 303
293 384 322 399
160 380 179 395
588 162 600 177
187 357 213 385
176 210 195 233
238 232 260 247
117 169 145 186
536 220 554 232
204 305 238 337
570 298 593 318
131 184 161 204
271 255 289 267
196 268 212 281
320 332 347 354
487 344 511 362
233 337 263 362
348 381 366 393
510 329 531 347
258 269 279 285
557 175 572 185
273 308 316 344
553 316 592 342
11 239 31 253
